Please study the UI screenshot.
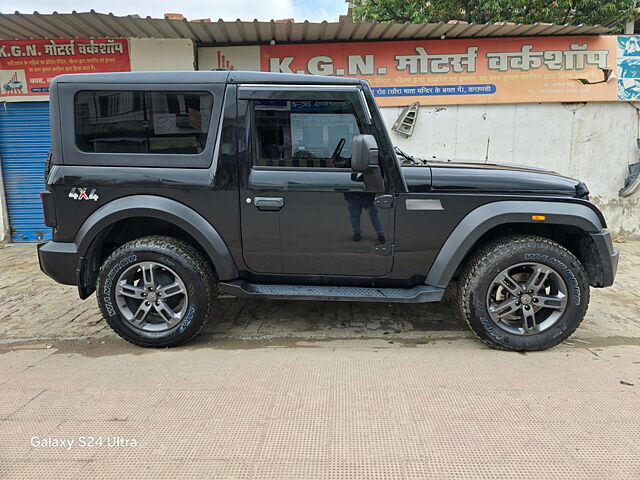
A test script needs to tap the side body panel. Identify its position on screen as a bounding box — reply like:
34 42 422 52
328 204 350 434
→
393 193 605 281
241 169 394 276
423 199 604 288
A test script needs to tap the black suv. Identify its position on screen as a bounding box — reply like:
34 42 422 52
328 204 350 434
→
38 71 618 351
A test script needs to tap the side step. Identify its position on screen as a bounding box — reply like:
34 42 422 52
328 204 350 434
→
219 280 445 303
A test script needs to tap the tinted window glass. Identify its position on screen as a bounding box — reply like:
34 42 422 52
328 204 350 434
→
75 91 213 154
253 100 362 168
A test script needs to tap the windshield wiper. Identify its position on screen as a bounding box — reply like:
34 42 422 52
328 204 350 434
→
394 146 427 165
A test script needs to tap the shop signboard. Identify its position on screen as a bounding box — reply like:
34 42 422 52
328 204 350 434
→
0 39 130 98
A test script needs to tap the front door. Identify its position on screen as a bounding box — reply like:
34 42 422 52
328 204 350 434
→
239 87 394 277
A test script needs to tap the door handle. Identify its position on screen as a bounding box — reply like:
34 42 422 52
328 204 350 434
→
254 196 284 211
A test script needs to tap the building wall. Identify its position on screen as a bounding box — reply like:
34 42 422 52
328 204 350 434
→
129 38 196 71
198 46 260 71
380 101 640 237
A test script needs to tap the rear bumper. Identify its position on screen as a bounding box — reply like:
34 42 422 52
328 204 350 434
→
37 241 80 286
589 231 619 288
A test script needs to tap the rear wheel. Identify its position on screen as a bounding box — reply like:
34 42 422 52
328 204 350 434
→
458 235 589 351
96 236 216 347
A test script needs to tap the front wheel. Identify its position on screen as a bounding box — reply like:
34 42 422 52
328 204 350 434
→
458 235 590 351
96 236 216 347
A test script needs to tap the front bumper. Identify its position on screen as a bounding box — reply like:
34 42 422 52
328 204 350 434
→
37 241 81 286
589 231 619 287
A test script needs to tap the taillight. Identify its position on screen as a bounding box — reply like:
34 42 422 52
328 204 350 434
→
40 192 57 228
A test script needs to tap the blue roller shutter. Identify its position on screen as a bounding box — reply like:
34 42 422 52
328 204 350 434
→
0 102 51 242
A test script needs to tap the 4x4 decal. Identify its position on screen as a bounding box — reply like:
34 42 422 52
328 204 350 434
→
69 187 99 202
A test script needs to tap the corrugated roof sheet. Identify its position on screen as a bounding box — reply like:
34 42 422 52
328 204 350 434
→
0 11 612 43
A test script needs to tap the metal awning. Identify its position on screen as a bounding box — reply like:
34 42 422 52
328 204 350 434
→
0 11 611 44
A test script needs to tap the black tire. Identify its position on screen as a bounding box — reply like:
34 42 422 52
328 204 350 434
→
458 235 589 351
96 236 216 347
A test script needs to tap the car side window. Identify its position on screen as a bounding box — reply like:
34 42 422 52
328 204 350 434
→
253 100 363 168
74 90 213 155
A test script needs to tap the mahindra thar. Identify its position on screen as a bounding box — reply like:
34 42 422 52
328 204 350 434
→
38 71 619 351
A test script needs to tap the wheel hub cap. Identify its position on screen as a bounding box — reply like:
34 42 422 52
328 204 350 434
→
520 293 533 305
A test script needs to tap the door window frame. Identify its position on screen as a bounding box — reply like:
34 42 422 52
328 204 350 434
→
239 84 389 189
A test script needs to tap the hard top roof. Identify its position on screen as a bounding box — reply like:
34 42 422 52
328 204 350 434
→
52 70 365 86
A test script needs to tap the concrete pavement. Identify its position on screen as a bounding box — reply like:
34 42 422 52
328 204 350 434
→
0 241 639 479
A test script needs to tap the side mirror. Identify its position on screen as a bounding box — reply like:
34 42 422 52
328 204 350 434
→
351 134 379 172
351 134 385 192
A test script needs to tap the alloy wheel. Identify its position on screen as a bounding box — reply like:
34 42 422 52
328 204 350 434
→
114 261 189 332
485 262 568 336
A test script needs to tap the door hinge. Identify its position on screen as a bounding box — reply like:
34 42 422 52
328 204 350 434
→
375 194 394 209
374 243 394 256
